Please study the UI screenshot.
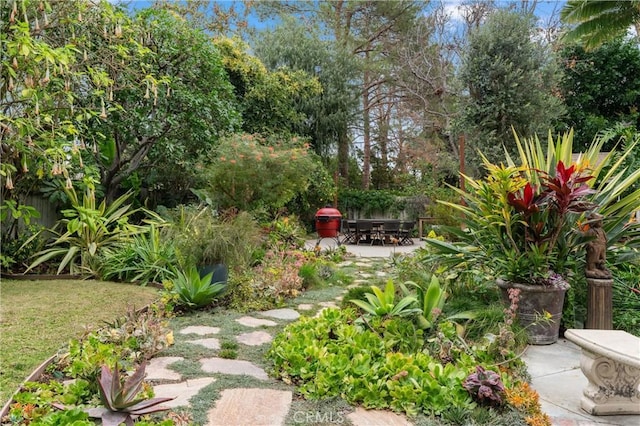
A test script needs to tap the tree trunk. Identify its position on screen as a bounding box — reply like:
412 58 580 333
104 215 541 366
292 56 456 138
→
362 56 371 190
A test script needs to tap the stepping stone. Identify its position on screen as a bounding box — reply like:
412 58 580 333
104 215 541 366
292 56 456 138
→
358 273 373 278
355 260 371 266
179 326 220 335
146 357 183 381
152 377 216 408
200 357 268 380
337 261 354 267
260 308 300 321
236 331 272 346
297 303 314 311
347 407 413 426
187 338 220 350
236 316 278 328
206 388 292 426
335 296 343 301
375 271 387 277
319 301 338 308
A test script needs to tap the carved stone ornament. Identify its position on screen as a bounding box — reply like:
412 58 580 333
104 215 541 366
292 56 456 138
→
579 349 640 415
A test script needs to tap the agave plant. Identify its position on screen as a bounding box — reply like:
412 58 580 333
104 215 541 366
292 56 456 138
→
92 362 173 426
350 279 419 318
172 266 227 309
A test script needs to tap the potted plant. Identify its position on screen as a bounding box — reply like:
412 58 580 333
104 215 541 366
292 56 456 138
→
425 139 597 344
167 205 260 280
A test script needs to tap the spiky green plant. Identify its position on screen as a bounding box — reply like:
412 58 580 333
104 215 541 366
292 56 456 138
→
171 266 227 309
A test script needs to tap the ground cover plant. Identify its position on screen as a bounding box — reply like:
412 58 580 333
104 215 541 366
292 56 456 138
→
0 280 159 406
266 268 547 425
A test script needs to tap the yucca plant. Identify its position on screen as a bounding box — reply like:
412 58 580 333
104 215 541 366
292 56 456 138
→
350 279 419 318
93 362 173 426
26 186 150 276
171 266 227 309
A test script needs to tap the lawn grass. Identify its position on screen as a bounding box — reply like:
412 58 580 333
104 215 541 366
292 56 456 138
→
0 279 160 405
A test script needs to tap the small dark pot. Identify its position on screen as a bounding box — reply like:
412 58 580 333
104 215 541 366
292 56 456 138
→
198 263 228 284
496 278 570 345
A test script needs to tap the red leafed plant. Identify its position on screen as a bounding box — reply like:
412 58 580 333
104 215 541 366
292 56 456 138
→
463 365 506 407
503 160 595 282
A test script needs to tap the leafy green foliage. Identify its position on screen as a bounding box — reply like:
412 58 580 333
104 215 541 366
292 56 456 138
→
94 363 173 426
170 266 227 310
350 280 419 318
165 205 261 272
267 308 477 417
27 187 147 276
458 9 564 168
0 0 159 199
560 0 640 50
558 39 640 150
338 189 403 217
612 263 640 336
98 224 178 285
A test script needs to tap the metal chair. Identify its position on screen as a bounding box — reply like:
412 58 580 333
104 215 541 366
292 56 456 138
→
399 221 415 245
340 219 356 244
377 220 401 246
355 220 373 245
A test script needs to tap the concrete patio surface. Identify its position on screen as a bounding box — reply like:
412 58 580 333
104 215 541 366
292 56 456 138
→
305 237 427 257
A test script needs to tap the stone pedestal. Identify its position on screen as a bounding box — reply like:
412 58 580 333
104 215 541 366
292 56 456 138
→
586 278 612 329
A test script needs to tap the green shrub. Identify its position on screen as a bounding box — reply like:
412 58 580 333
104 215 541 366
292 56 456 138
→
224 270 281 312
98 224 178 285
165 205 261 272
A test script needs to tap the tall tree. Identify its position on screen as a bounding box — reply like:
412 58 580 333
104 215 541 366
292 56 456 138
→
252 17 359 163
558 39 640 151
213 35 322 137
561 0 640 50
1 0 156 201
87 8 239 202
458 9 565 170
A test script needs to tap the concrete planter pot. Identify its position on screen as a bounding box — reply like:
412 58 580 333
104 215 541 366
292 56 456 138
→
496 278 570 345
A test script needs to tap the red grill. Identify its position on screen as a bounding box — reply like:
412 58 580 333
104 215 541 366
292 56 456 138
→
315 207 342 239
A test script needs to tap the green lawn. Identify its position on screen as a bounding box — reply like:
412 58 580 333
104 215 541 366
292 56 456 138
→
0 279 160 406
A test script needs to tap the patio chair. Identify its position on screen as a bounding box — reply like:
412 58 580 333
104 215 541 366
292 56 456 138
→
377 220 401 246
340 219 356 244
355 220 373 245
399 221 415 245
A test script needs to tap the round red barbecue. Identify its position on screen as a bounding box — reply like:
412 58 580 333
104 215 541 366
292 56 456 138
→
315 207 342 238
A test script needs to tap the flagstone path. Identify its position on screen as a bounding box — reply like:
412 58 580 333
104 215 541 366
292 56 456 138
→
142 257 419 425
